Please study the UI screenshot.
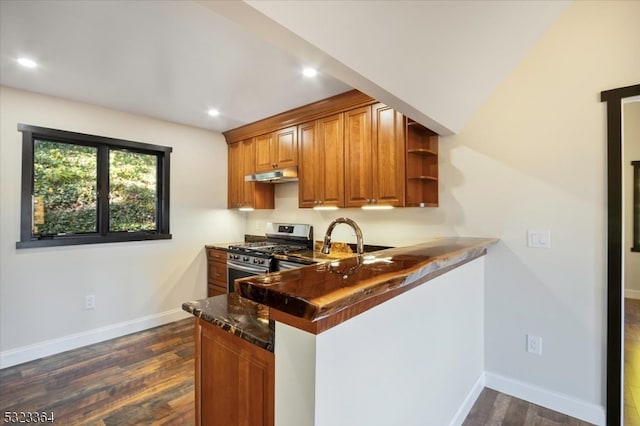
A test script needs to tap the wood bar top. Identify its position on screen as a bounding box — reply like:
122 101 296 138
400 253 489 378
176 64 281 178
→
237 237 498 334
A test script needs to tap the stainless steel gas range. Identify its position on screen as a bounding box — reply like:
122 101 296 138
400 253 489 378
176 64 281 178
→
226 223 314 292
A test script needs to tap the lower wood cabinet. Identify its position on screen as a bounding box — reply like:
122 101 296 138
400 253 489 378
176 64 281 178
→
207 248 228 296
195 318 274 426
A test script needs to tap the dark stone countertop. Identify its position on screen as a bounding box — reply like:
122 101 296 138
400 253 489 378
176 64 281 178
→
236 237 498 333
182 292 274 352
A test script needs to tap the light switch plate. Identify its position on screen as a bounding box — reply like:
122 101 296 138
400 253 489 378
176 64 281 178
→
527 229 551 248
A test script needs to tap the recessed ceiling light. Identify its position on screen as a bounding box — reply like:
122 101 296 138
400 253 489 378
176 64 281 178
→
207 108 220 117
17 57 38 68
302 67 318 78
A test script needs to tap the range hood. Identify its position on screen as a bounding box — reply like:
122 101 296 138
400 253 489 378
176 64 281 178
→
244 166 298 183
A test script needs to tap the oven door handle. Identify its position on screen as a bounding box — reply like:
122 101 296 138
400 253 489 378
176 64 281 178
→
227 260 267 274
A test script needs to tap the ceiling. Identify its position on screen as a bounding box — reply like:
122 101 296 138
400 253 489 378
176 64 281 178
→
0 0 570 136
0 0 351 133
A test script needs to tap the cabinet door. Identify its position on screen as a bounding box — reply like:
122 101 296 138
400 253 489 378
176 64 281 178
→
372 103 405 206
228 142 244 208
344 106 372 207
241 139 256 206
297 120 318 208
273 126 297 169
254 133 274 172
196 319 274 426
317 113 344 207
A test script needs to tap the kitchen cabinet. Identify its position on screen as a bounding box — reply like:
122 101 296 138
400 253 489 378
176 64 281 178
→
344 103 405 208
228 139 274 210
223 90 438 210
405 119 439 207
255 126 297 172
298 114 345 208
206 247 227 297
195 317 274 426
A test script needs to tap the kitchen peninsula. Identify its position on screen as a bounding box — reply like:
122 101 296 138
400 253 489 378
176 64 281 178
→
183 236 497 426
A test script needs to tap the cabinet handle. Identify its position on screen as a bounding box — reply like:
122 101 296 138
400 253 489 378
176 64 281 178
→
271 162 277 168
371 199 377 204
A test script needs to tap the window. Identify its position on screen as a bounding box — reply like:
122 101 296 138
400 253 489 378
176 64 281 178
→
17 124 172 248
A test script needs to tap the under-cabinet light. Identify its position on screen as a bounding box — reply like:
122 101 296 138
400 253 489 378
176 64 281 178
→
238 207 254 212
361 205 394 210
313 205 339 211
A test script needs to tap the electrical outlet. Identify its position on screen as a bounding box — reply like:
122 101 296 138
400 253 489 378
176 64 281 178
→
85 295 96 310
526 334 542 355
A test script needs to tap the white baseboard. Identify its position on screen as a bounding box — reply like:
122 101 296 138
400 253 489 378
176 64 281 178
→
485 372 605 426
449 372 486 426
625 288 640 299
0 308 191 369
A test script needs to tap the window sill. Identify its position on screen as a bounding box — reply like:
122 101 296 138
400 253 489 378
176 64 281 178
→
16 233 172 249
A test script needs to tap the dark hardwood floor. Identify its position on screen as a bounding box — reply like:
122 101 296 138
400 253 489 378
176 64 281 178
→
0 317 592 425
626 298 640 426
462 388 593 426
0 318 195 425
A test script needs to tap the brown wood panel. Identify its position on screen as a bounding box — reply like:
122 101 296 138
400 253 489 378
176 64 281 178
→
228 141 244 209
223 89 374 143
318 113 345 207
206 247 227 262
297 120 318 208
207 247 228 296
371 103 405 206
254 133 274 172
344 105 373 207
228 139 274 210
196 318 274 426
405 121 439 207
273 126 297 168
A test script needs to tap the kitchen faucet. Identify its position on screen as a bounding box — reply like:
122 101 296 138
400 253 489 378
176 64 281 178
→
321 217 364 255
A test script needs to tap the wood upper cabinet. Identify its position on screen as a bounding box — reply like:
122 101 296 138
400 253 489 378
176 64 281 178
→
344 103 405 207
195 318 274 426
405 119 439 207
298 114 344 208
371 103 405 206
228 139 274 210
344 106 373 207
223 90 438 210
255 126 298 172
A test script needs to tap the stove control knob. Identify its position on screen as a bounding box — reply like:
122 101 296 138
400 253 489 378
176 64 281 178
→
258 259 265 265
253 259 258 264
243 256 249 262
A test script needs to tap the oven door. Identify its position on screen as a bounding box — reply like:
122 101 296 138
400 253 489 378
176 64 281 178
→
227 260 269 293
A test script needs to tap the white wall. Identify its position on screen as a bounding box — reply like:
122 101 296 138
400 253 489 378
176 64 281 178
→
275 257 485 426
0 87 245 367
624 101 640 296
248 2 640 423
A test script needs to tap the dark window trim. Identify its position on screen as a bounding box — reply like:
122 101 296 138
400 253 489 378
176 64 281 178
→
16 123 172 249
633 160 640 252
601 83 640 426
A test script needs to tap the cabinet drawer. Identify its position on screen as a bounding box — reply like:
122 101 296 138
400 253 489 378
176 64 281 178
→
208 261 227 284
207 248 227 262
